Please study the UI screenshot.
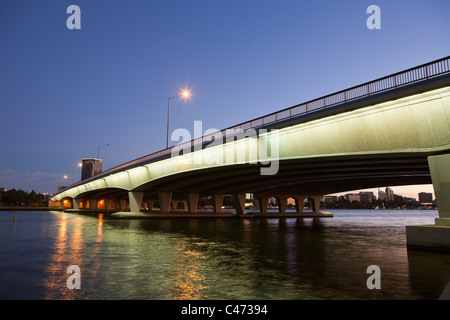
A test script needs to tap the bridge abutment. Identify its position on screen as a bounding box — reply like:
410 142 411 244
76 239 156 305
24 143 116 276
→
407 153 450 252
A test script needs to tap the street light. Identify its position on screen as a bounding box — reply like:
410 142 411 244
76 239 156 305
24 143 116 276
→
167 89 191 148
97 144 110 159
71 162 82 184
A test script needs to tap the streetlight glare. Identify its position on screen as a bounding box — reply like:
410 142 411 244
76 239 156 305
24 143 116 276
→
166 88 193 148
182 90 190 98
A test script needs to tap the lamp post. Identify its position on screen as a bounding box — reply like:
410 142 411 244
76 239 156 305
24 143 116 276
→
71 162 82 184
167 90 190 148
97 144 110 159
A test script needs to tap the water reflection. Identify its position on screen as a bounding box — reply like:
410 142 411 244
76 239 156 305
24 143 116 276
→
2 210 449 299
43 212 105 299
44 213 85 299
168 238 210 300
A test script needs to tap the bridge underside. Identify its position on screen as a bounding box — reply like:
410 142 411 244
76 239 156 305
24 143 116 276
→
134 152 433 196
58 151 434 216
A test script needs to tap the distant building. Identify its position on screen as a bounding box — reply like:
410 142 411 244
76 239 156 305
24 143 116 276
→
359 192 374 203
385 187 394 202
81 158 103 180
324 195 338 203
402 197 416 204
346 193 360 203
418 192 433 203
394 194 403 203
378 190 387 201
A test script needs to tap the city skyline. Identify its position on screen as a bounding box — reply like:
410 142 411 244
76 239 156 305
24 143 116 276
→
331 185 435 202
1 1 449 194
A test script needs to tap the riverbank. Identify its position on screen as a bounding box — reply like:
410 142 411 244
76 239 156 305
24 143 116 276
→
0 206 64 211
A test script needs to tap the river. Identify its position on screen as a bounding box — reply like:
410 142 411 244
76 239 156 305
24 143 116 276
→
0 209 449 300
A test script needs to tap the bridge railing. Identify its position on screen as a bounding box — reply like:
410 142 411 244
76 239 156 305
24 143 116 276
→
55 56 450 195
225 56 450 132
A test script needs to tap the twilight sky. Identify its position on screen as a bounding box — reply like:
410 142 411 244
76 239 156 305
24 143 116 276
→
0 0 449 197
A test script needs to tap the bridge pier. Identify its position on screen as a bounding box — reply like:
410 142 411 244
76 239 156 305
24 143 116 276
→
187 193 199 213
233 193 246 214
292 195 307 213
89 199 97 210
310 195 323 213
148 199 156 211
407 154 450 252
119 199 127 211
254 194 269 213
213 194 224 213
159 192 172 213
275 195 288 213
73 198 80 210
129 191 143 213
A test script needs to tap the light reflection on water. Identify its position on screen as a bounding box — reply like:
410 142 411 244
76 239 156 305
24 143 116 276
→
0 210 449 300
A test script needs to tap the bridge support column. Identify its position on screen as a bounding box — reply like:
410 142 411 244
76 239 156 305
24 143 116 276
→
292 195 306 213
73 199 80 210
310 196 323 213
233 193 246 215
148 200 156 211
89 200 97 210
129 192 143 213
213 194 224 213
105 199 112 210
275 195 288 213
119 200 127 211
407 154 450 252
255 194 269 213
159 192 172 213
187 193 199 213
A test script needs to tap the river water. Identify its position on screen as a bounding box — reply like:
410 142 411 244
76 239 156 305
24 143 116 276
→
0 209 449 300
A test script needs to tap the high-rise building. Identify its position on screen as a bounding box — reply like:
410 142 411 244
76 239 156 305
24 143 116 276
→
378 190 387 201
385 187 394 202
81 158 103 180
418 192 433 203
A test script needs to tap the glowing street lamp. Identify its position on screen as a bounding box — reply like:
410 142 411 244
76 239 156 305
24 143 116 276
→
167 89 191 148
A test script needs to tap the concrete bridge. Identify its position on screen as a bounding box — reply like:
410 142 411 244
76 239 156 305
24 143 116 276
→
51 56 450 252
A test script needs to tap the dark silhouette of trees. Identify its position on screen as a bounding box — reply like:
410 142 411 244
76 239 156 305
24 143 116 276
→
0 189 48 207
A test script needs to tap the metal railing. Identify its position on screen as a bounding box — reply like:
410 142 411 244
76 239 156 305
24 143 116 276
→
56 56 450 194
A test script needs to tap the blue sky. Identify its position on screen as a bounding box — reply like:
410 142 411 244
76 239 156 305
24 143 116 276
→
0 0 449 196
